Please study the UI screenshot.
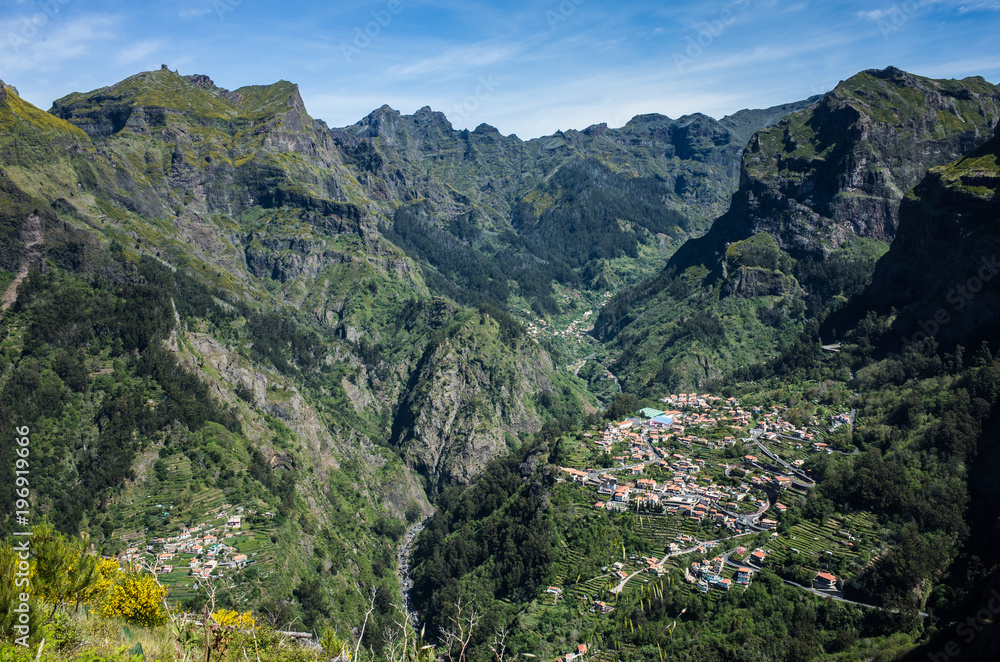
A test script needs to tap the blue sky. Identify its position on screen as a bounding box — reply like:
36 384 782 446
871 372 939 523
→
1 0 999 138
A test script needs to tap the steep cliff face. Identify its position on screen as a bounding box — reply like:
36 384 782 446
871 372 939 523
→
867 123 1000 345
2 70 591 501
595 68 1000 393
48 68 359 220
388 310 568 489
331 97 819 302
673 68 1000 270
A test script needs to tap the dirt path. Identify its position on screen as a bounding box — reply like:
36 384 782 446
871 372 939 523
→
1 213 44 312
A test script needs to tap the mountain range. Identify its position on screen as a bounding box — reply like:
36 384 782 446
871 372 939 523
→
2 63 1000 661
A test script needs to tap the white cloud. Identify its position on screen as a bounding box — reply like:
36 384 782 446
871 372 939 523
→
116 39 164 65
0 14 120 76
386 42 523 79
855 9 890 21
956 0 1000 11
178 2 215 19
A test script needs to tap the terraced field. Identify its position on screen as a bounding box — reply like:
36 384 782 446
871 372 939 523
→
109 453 229 544
629 514 716 554
762 512 881 579
159 569 199 606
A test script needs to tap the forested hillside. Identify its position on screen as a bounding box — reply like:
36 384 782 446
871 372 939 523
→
2 62 1000 662
409 123 1000 659
594 68 1000 394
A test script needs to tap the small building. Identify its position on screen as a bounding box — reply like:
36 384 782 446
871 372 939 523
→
736 567 753 584
814 572 839 590
649 415 675 428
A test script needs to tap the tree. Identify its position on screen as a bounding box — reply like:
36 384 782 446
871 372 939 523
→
604 393 640 421
30 521 100 621
439 597 481 662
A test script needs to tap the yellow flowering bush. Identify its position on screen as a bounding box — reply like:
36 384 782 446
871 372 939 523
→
97 570 168 627
210 609 255 629
83 558 120 605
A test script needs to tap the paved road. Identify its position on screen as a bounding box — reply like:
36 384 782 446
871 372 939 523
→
717 549 931 618
610 531 759 594
751 434 817 488
779 578 931 618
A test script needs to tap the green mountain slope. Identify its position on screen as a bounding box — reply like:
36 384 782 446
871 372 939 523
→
0 71 592 639
331 97 818 311
595 68 1000 394
407 128 1000 660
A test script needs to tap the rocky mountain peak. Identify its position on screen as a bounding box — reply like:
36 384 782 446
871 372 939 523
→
472 123 501 135
185 73 217 89
354 104 403 138
412 105 453 128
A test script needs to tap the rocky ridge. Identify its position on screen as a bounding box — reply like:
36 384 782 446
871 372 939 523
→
593 68 1000 392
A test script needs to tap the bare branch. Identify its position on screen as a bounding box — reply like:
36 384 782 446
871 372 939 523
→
488 623 510 662
353 585 378 662
439 597 482 662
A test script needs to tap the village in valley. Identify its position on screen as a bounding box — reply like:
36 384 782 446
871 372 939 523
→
104 472 276 606
543 388 879 624
109 495 279 608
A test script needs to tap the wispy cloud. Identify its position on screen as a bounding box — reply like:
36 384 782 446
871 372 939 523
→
116 39 164 65
856 9 892 21
956 0 1000 11
0 14 120 75
857 0 1000 21
2 0 998 140
178 2 215 19
386 42 523 79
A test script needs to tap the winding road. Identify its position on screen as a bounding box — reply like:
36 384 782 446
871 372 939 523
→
718 548 931 618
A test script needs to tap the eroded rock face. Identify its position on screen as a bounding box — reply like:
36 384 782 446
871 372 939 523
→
48 69 351 220
593 69 1000 394
723 266 797 299
868 123 1000 344
388 313 557 489
672 67 1000 271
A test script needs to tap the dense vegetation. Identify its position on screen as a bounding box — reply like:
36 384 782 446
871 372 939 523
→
3 64 1000 662
0 226 418 647
381 159 696 318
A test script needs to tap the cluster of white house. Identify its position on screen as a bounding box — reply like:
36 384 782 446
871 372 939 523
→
119 509 255 579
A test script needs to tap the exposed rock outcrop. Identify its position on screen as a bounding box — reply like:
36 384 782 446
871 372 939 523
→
671 67 1000 271
867 122 1000 345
